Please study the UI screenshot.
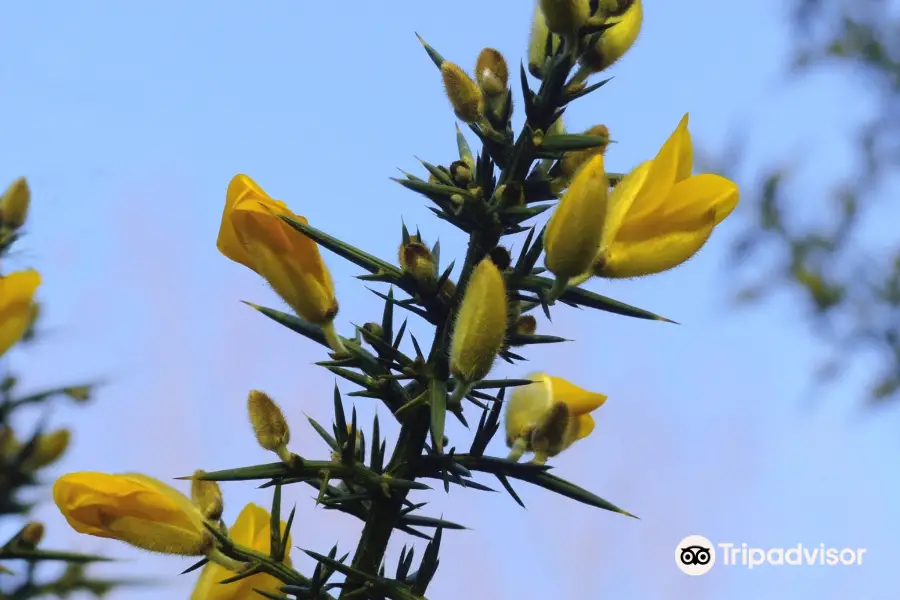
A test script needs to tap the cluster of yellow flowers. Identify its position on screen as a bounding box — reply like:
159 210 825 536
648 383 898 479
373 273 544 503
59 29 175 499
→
44 1 740 597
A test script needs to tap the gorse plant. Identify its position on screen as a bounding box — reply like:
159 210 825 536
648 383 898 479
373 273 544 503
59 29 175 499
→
50 1 739 598
0 179 129 598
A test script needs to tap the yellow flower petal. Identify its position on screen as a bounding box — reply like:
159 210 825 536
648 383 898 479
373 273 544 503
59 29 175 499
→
627 113 691 220
191 503 291 600
544 154 609 278
449 258 507 383
598 160 651 252
53 472 208 556
547 375 607 415
598 212 716 278
0 270 41 357
570 413 595 443
218 174 272 271
219 175 338 324
617 173 739 241
504 372 606 454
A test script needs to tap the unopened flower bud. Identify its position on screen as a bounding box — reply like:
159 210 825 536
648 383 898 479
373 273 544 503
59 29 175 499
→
450 258 508 384
498 182 524 207
475 48 509 98
544 154 608 287
579 0 643 74
338 424 365 463
560 125 610 183
514 315 538 336
23 429 70 470
0 177 30 230
362 322 385 343
399 238 436 287
450 161 473 187
17 521 46 549
441 62 484 124
440 278 457 300
247 390 291 462
190 470 224 521
528 6 561 79
63 386 92 403
540 0 590 37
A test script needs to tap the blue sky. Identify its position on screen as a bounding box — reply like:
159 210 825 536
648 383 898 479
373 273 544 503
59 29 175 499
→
1 1 898 599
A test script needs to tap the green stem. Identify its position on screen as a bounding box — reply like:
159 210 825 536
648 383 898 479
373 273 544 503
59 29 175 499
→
339 46 576 595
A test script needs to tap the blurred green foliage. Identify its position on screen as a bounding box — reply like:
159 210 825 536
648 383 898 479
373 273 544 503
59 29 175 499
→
722 0 900 406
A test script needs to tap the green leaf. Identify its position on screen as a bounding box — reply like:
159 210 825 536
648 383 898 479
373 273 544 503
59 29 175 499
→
429 379 447 453
269 482 283 560
186 463 290 482
539 133 608 153
392 177 475 203
417 158 455 187
562 76 613 104
495 473 525 508
280 215 401 277
415 33 445 69
518 471 638 517
306 415 339 451
505 333 570 346
516 275 678 322
455 123 474 167
242 302 328 346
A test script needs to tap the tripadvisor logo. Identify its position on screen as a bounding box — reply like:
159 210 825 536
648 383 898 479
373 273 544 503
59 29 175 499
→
675 536 867 575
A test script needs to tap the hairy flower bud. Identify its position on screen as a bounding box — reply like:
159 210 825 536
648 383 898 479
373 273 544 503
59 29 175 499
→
17 521 46 548
475 48 509 98
190 470 224 521
528 5 561 78
23 429 71 470
440 62 484 124
398 238 436 287
579 0 643 73
560 125 610 182
0 177 30 230
544 154 609 288
514 315 538 336
450 258 508 384
247 390 291 462
63 385 92 403
540 0 590 37
449 161 473 187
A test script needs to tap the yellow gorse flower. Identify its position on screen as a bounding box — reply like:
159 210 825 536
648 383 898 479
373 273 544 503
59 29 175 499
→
449 257 508 384
191 503 292 600
584 113 739 280
505 372 607 464
218 174 338 325
52 472 211 556
0 269 41 358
